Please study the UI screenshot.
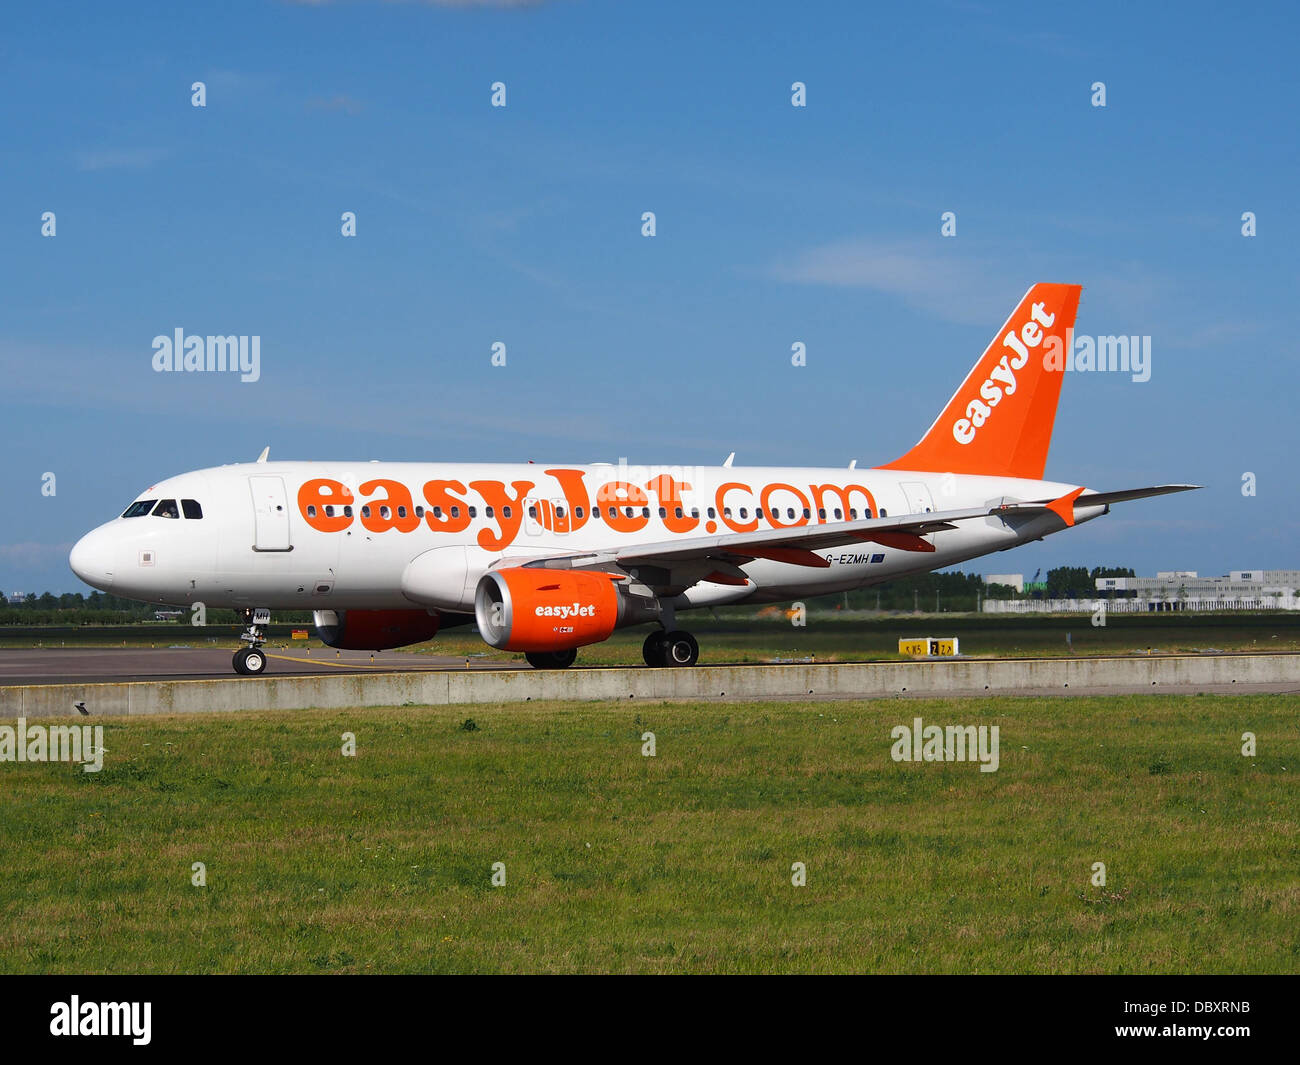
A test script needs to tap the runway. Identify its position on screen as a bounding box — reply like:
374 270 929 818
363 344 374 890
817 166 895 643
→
1 648 1298 718
0 646 526 687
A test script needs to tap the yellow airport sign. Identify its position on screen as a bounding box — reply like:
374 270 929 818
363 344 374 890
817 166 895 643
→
899 637 960 657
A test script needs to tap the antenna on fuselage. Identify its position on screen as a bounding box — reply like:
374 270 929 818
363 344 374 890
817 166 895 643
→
256 447 270 463
849 459 857 469
723 452 735 468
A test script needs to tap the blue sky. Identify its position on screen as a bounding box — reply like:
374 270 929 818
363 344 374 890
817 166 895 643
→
2 0 1297 594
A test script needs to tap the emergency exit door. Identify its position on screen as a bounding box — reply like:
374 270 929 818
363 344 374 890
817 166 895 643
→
899 481 936 515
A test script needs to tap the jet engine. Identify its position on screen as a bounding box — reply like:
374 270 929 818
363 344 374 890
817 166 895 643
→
474 568 656 652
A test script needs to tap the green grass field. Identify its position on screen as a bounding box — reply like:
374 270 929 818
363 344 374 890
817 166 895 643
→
2 694 1296 973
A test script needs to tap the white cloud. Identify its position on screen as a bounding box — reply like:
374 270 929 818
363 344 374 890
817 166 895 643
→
768 237 1026 325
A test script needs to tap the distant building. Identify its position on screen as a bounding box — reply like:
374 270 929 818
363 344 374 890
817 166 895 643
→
983 573 1024 592
7 592 26 604
986 569 1299 613
1095 569 1299 606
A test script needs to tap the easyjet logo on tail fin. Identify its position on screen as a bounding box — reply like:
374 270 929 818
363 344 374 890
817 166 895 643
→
879 283 1082 481
952 301 1056 445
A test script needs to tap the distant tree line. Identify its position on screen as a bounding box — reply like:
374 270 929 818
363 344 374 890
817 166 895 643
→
805 565 1137 613
0 591 313 626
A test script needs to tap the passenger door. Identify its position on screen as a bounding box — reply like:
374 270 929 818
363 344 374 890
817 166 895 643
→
249 475 293 551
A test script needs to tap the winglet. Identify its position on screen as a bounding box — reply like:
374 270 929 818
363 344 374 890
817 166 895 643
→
1046 487 1086 527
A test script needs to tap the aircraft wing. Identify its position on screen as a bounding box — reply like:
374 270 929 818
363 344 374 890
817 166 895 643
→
518 505 996 595
517 484 1200 594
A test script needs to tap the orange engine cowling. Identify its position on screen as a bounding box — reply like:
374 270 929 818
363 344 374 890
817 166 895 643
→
474 568 623 652
313 608 440 650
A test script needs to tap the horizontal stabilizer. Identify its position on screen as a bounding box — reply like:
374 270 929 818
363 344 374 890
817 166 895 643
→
993 484 1202 524
1073 484 1201 507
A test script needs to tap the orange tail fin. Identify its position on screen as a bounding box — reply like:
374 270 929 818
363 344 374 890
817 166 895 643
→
879 282 1082 480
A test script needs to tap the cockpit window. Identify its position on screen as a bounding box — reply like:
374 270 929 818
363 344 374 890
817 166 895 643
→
152 499 180 519
182 499 203 519
123 500 157 518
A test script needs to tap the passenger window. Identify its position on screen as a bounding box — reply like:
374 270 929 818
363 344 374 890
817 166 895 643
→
503 506 512 519
344 506 353 518
691 508 699 519
528 505 537 519
325 505 335 517
642 507 649 518
152 499 179 519
182 499 203 519
787 508 795 519
723 508 732 518
818 508 827 519
122 500 156 518
675 507 683 519
450 506 459 518
361 506 372 518
555 506 564 518
658 507 667 519
307 505 317 517
707 507 716 519
739 508 748 519
576 507 585 519
834 508 842 520
433 506 443 518
469 507 478 519
802 509 811 519
414 506 424 518
485 506 495 518
397 506 407 518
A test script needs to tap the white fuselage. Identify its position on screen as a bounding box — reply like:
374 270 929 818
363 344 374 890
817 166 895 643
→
69 460 1099 613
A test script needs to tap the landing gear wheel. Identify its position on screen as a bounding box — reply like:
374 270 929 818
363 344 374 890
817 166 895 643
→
233 647 267 675
525 648 578 670
662 630 699 667
642 631 669 668
234 607 271 676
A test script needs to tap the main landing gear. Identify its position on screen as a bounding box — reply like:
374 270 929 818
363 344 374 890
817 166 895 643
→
525 649 578 670
233 607 270 675
642 629 699 668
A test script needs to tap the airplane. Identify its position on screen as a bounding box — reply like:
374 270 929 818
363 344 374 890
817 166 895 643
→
69 283 1197 676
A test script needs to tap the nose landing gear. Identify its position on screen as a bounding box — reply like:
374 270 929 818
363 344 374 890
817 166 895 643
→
233 608 271 675
233 646 267 675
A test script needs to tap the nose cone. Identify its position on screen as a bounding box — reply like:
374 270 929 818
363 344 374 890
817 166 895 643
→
69 527 115 589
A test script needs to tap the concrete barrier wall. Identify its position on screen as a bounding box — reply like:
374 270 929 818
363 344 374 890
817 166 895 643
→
2 654 1297 718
